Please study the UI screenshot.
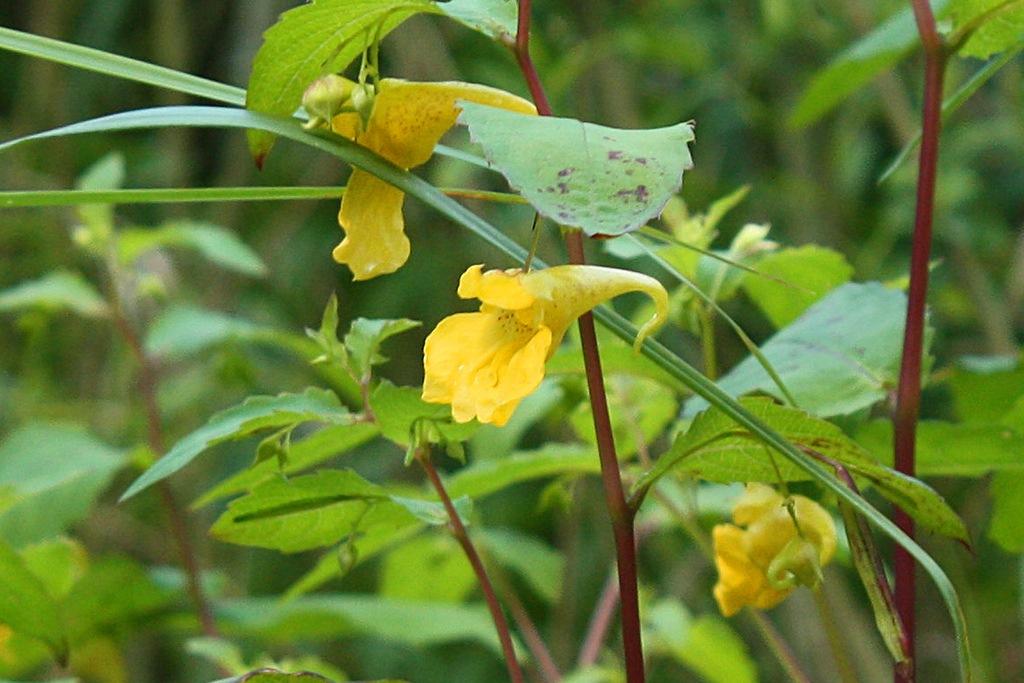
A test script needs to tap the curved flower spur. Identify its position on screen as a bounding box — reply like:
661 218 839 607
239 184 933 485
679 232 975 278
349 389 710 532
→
422 264 669 426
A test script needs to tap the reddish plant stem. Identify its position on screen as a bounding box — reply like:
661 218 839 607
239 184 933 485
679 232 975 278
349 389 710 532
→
577 569 620 670
893 3 946 682
511 4 646 679
108 294 219 639
417 452 524 683
492 570 563 683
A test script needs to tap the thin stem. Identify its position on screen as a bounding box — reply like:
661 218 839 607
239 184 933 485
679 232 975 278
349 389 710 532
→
512 4 645 680
745 610 814 683
416 451 524 683
697 305 718 380
491 567 563 683
577 569 620 669
105 268 219 640
894 3 947 682
814 587 861 683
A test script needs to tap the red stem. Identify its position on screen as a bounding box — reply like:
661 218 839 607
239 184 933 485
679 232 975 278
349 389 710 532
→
109 294 219 640
893 2 946 682
417 452 524 683
511 5 646 680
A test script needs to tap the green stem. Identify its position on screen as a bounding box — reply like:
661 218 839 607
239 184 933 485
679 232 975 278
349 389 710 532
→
697 305 718 380
814 586 861 683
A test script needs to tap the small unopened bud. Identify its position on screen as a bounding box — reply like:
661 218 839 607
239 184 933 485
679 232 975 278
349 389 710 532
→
350 82 376 124
766 536 823 591
302 74 356 130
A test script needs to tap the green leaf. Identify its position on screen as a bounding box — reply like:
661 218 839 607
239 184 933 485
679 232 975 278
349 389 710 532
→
742 245 854 328
687 282 918 418
547 328 689 394
193 422 380 507
855 419 1024 476
144 305 261 358
186 637 248 676
0 104 971 677
211 470 416 553
214 671 332 683
19 537 88 600
119 221 267 276
988 471 1024 552
437 0 518 42
639 399 967 541
0 538 65 658
477 528 564 603
62 556 172 643
458 101 694 236
389 493 473 526
948 353 1024 423
950 0 1024 58
370 380 477 447
379 535 475 602
75 152 124 234
121 388 352 500
570 376 678 459
789 0 950 127
447 444 600 499
0 271 108 318
0 423 125 547
344 318 421 380
218 594 518 657
0 26 245 106
645 600 757 683
245 0 436 164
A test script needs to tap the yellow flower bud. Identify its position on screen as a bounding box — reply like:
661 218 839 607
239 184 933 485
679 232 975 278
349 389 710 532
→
712 483 836 617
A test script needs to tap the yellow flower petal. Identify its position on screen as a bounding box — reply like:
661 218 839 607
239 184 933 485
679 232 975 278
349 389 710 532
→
458 265 536 310
331 79 536 280
333 170 409 280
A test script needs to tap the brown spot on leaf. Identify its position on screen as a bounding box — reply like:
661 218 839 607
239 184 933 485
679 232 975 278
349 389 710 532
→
608 150 623 160
558 167 576 177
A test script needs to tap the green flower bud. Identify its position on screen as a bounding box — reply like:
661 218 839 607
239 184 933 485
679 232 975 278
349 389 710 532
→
302 74 356 130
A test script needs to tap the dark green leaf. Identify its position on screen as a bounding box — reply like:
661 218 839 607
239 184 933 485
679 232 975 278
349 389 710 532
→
121 388 352 500
0 424 125 546
477 528 564 603
370 380 476 447
948 353 1024 423
344 318 421 379
789 0 950 127
211 470 415 553
640 399 967 540
0 272 108 318
686 283 919 418
118 221 267 276
646 600 757 683
245 0 436 163
214 671 332 683
193 422 379 508
458 101 694 236
62 556 172 643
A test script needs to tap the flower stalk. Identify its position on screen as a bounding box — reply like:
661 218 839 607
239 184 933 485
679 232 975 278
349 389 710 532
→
894 2 947 681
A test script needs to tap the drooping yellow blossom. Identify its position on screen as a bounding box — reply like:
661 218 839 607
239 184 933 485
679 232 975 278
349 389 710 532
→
712 483 836 617
327 79 536 280
422 264 669 426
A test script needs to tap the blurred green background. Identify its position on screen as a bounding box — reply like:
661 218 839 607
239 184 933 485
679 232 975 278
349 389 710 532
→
0 0 1022 681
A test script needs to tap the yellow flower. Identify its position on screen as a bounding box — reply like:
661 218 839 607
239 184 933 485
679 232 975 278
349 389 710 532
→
712 483 836 617
422 264 669 426
328 79 536 280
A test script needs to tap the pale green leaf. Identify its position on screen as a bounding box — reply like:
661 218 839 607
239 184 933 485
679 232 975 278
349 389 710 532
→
948 353 1024 423
213 671 332 683
193 422 380 508
218 594 517 656
646 600 757 683
245 0 436 163
75 152 124 233
458 101 694 236
477 528 564 603
950 0 1024 58
571 376 678 458
0 271 108 318
0 423 125 546
0 538 65 657
437 0 518 41
19 537 88 600
855 419 1024 476
121 388 352 500
379 535 475 602
742 245 853 328
686 283 919 418
447 444 600 499
62 556 172 643
210 470 416 553
988 471 1024 552
119 221 267 276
